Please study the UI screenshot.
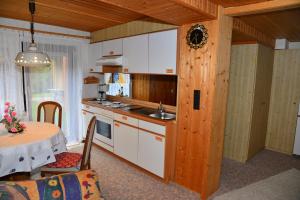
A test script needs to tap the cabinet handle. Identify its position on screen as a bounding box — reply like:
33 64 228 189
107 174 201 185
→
166 68 173 74
155 136 163 142
109 51 114 55
122 116 127 120
90 68 94 72
115 123 120 127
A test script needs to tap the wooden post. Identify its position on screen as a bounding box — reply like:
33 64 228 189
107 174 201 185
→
175 6 233 200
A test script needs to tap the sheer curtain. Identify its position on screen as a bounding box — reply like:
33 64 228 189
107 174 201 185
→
0 29 24 115
23 33 88 144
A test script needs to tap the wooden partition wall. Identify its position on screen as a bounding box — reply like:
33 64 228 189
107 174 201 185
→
175 7 233 200
224 44 274 162
266 49 300 154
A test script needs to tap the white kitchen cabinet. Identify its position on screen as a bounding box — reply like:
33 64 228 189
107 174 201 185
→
149 29 177 75
114 121 138 164
138 130 165 177
102 38 122 56
82 110 94 139
123 34 148 73
88 42 102 73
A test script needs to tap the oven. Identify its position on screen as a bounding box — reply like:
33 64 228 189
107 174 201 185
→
94 114 114 147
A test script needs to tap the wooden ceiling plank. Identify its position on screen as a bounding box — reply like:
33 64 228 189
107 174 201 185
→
94 0 217 25
35 1 124 23
211 0 269 8
233 18 275 48
225 0 300 16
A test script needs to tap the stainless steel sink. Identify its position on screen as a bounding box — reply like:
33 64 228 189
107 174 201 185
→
149 112 176 120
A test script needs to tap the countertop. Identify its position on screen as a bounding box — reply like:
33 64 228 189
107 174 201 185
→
81 99 176 126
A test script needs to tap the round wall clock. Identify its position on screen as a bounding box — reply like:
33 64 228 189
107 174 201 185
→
186 24 208 49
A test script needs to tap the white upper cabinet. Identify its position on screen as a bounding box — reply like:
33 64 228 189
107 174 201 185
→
149 29 177 75
102 38 123 56
123 34 149 73
88 42 102 72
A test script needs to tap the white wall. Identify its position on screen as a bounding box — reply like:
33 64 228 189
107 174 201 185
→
275 39 300 50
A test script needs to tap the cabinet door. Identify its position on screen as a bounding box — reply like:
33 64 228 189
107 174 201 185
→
149 30 177 75
82 110 94 139
88 42 102 72
123 34 148 73
114 122 138 164
102 39 122 56
138 130 165 177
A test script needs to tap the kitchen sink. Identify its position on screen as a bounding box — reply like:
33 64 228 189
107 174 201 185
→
149 112 176 120
124 106 176 120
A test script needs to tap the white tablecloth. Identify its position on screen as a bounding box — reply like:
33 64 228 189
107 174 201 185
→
0 122 67 177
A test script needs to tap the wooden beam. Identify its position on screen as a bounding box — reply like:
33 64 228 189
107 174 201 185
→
91 20 177 43
169 0 218 17
0 24 90 40
225 0 300 16
232 18 275 48
94 0 218 25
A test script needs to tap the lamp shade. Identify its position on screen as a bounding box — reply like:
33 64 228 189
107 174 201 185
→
15 43 51 67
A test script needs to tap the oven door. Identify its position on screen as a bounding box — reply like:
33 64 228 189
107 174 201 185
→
94 114 114 147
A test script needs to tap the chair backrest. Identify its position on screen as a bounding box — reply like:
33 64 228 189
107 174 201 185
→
37 101 62 128
80 116 96 170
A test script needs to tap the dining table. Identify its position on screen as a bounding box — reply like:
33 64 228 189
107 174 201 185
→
0 122 67 177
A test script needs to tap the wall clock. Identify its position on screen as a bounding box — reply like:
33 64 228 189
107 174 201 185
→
186 24 208 49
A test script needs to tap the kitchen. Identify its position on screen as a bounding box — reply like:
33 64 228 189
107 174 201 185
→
0 1 300 200
81 28 178 181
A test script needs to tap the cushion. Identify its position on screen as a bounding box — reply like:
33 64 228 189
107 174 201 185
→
0 170 104 200
46 152 82 168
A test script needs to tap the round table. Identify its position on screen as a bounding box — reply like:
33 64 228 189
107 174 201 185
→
0 122 67 177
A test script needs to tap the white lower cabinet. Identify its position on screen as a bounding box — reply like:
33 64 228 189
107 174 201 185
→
82 110 94 139
138 130 165 178
114 122 138 164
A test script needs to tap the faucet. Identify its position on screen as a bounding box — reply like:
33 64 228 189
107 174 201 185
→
158 101 165 113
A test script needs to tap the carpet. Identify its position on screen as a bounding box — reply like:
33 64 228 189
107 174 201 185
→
213 168 300 200
70 145 200 200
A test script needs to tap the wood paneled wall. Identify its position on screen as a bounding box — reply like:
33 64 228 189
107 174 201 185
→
224 44 258 162
131 74 150 101
248 44 274 159
266 49 300 154
224 44 274 162
91 20 177 43
175 7 233 199
131 74 177 106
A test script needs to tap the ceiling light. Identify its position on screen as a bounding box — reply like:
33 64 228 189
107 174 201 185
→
15 0 51 67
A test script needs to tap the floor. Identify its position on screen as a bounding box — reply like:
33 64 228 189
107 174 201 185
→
211 150 300 199
71 145 300 200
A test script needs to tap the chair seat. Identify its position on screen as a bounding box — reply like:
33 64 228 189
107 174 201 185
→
46 152 82 168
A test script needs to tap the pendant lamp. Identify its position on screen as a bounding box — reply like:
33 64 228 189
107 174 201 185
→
15 0 51 67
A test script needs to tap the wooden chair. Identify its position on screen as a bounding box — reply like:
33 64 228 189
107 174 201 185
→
37 101 62 128
41 116 96 176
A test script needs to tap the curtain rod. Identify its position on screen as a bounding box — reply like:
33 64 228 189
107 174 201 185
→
0 24 91 40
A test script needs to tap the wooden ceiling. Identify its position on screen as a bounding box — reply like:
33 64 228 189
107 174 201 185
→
0 0 217 32
0 0 144 32
0 0 299 42
238 8 300 42
212 0 270 7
